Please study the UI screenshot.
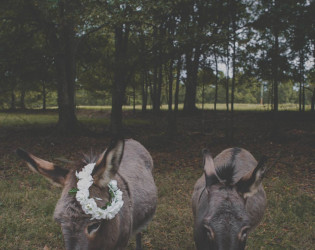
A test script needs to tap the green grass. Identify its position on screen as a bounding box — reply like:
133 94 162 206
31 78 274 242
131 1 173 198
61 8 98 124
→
0 112 59 127
0 110 314 249
2 163 314 249
0 169 62 249
0 102 307 127
77 103 310 111
247 176 314 249
0 112 149 129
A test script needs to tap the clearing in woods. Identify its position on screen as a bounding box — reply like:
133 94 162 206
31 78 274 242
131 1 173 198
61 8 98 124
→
0 109 314 249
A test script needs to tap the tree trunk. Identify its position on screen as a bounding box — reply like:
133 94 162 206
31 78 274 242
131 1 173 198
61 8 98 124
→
302 83 305 111
110 25 129 135
260 83 264 105
167 57 182 137
299 82 302 111
168 59 174 111
229 6 237 142
272 11 279 112
157 64 162 111
225 48 230 112
174 57 182 112
167 59 177 138
201 80 206 134
111 85 124 135
133 84 136 114
10 90 16 110
151 27 159 112
141 70 148 112
20 88 26 110
55 43 78 133
214 49 219 111
184 47 201 112
152 64 158 111
311 88 315 112
301 51 305 112
42 81 46 110
140 33 147 112
43 3 79 133
312 40 315 112
231 12 236 113
148 75 153 109
271 17 280 136
298 49 305 112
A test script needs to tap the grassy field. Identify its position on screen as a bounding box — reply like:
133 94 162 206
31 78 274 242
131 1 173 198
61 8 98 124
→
35 102 311 111
81 103 311 111
0 109 314 249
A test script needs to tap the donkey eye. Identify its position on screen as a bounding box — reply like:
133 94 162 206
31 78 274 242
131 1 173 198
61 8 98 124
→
87 222 101 235
239 226 250 241
204 224 215 240
241 232 247 240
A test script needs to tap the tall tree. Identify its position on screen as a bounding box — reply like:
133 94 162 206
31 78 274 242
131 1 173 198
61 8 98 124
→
289 0 313 112
253 0 291 112
180 0 209 112
110 22 131 134
9 0 109 132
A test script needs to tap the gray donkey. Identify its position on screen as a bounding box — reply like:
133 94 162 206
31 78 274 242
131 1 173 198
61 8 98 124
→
17 138 157 250
192 148 268 250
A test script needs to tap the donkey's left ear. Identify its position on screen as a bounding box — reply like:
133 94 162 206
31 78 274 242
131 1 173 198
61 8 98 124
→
92 139 125 188
203 149 219 188
16 148 69 187
236 156 268 198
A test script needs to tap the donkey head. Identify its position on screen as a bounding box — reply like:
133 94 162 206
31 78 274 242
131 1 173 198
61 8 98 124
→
196 149 267 250
17 139 125 250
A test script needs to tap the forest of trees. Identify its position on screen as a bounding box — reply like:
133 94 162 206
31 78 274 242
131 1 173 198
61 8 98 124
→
0 0 314 133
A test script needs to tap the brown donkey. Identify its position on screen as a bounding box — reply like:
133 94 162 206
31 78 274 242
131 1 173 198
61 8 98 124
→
17 139 157 250
192 148 268 250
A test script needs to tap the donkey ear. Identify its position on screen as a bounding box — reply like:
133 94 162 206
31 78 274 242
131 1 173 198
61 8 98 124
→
92 139 125 188
236 156 268 198
203 149 219 187
16 148 69 187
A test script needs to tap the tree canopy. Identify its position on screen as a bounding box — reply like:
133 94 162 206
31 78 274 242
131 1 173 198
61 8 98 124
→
1 0 314 133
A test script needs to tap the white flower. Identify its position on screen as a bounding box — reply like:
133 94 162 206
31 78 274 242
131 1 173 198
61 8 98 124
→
74 163 124 221
76 170 90 180
76 190 88 202
77 179 92 191
82 199 97 212
110 179 117 187
76 163 94 179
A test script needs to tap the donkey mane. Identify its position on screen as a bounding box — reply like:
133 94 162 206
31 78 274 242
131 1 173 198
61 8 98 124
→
82 151 100 165
66 151 100 173
215 164 235 186
214 147 242 186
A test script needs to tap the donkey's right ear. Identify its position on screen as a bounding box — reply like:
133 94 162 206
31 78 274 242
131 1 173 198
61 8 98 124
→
92 139 125 188
202 149 219 187
236 156 268 198
16 148 69 187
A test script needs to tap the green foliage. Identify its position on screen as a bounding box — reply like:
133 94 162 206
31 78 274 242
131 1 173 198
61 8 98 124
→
0 0 313 114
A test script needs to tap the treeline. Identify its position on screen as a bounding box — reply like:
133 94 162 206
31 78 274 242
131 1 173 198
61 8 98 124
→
3 77 306 109
1 0 314 133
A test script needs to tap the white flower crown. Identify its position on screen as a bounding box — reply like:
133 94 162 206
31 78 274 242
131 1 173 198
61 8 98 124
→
72 163 124 220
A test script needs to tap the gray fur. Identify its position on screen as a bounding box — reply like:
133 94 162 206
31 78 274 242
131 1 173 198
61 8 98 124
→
192 148 267 250
21 139 157 250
